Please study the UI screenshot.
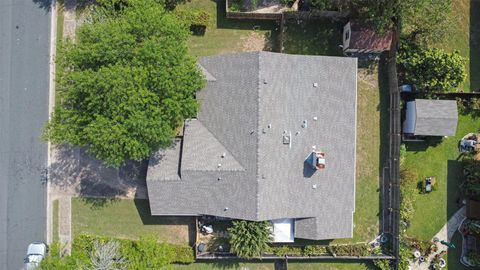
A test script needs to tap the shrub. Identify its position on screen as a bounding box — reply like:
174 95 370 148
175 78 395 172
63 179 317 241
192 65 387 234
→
72 234 193 268
171 245 195 263
398 244 412 270
175 8 211 27
467 252 480 266
303 245 328 256
398 40 466 92
271 246 302 257
228 220 272 259
330 244 371 257
374 259 392 270
464 220 480 234
404 237 433 256
400 168 418 225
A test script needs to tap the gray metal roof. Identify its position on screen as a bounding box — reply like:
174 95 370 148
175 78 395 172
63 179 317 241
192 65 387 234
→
414 99 458 136
147 52 357 240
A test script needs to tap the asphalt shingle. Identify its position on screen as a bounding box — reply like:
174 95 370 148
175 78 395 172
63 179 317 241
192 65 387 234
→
146 52 357 240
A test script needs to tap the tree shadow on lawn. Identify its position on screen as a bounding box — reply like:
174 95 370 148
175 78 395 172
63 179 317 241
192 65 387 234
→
134 199 197 246
447 160 465 221
446 160 468 268
470 0 480 91
404 137 444 152
49 145 149 200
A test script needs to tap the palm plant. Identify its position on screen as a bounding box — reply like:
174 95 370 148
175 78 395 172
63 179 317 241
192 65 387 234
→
227 220 272 259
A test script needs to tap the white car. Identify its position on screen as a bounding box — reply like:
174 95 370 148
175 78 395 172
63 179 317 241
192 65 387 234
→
24 242 48 270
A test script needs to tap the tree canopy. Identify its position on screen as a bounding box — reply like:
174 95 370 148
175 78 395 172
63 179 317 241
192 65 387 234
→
45 0 204 167
228 220 272 259
346 0 452 36
397 41 466 92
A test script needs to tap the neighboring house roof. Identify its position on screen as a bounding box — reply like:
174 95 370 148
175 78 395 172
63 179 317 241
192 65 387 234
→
404 99 458 136
146 51 358 240
348 22 393 51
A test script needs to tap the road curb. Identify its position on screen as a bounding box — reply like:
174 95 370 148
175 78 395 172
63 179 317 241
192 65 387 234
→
46 0 57 245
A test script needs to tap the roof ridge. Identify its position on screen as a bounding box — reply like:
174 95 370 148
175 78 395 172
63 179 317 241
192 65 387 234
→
255 52 262 219
190 119 246 171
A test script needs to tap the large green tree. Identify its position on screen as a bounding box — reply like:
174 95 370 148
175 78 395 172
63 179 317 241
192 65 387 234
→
347 0 452 37
228 220 272 259
45 0 204 167
398 41 466 92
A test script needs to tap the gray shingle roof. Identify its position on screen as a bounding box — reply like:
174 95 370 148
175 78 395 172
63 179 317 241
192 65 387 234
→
146 52 357 240
414 99 458 136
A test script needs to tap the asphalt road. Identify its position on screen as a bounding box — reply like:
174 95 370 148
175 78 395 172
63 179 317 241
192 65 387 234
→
0 0 51 269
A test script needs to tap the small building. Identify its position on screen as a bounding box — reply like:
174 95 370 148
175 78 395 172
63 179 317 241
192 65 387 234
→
146 52 358 241
403 99 458 138
342 21 393 55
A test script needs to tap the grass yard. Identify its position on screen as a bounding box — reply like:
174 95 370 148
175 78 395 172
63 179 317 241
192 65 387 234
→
404 114 480 240
282 18 343 56
181 0 279 57
173 260 377 270
72 198 195 245
428 0 480 91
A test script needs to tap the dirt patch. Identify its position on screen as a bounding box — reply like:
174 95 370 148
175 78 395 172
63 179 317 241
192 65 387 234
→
241 31 269 52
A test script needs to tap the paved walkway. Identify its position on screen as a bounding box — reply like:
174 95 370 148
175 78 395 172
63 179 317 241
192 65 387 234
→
409 206 466 270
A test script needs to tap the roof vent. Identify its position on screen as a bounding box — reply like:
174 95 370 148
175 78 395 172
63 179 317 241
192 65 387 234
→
221 152 226 158
295 131 300 135
224 207 229 211
250 130 254 134
217 163 222 168
312 184 317 189
302 120 308 128
282 134 291 145
268 124 272 129
313 116 318 121
313 82 318 88
218 177 222 181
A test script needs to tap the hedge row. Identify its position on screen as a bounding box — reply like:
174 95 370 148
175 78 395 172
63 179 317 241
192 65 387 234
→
266 243 382 257
40 234 194 269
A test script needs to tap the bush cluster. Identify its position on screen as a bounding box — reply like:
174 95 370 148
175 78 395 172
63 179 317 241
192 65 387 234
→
40 234 194 269
266 243 380 258
400 168 418 227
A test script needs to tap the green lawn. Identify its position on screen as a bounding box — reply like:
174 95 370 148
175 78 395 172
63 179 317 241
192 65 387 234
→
72 198 195 245
282 18 343 56
173 260 377 270
428 0 480 91
404 114 480 240
181 0 279 57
